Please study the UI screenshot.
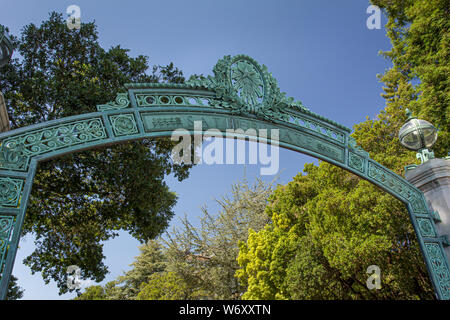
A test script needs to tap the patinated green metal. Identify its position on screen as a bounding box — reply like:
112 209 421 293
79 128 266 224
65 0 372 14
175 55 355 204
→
0 25 13 68
399 109 438 165
0 55 448 299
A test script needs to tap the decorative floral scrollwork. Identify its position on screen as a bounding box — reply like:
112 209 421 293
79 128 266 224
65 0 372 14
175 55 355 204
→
186 55 306 122
0 119 107 171
417 218 436 237
367 161 427 214
97 92 130 111
109 114 138 137
0 178 23 208
0 144 28 171
409 192 428 213
348 152 365 173
0 216 14 238
425 243 450 299
0 53 446 299
0 216 14 272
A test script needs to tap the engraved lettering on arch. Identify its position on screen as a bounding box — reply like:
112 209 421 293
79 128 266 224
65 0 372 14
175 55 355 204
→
185 115 197 128
202 117 213 130
292 132 305 147
226 118 235 129
211 116 224 129
282 131 295 145
317 142 337 159
238 120 248 130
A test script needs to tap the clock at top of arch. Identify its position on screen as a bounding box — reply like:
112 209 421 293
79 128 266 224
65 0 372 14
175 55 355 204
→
231 59 264 107
186 55 308 120
96 55 315 125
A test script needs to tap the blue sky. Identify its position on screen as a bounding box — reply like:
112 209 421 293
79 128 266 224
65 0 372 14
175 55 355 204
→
0 0 392 299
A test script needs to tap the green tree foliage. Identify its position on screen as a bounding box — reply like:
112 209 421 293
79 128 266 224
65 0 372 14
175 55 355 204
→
76 178 273 300
162 178 272 299
108 240 167 300
73 285 107 300
6 275 24 300
137 272 190 300
236 0 448 300
0 13 191 294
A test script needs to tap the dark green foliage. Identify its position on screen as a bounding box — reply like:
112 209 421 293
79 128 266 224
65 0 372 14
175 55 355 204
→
76 178 273 300
0 12 191 294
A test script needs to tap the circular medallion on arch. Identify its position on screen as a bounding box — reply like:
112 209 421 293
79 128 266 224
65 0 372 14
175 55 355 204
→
109 114 139 137
229 56 267 112
417 218 436 237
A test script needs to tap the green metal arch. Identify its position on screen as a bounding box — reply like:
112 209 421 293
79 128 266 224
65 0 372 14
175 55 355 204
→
0 55 448 299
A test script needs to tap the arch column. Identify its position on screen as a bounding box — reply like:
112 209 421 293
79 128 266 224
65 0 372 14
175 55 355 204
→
405 158 450 264
0 164 36 300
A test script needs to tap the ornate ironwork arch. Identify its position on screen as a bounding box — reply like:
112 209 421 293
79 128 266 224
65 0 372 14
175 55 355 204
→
0 55 448 299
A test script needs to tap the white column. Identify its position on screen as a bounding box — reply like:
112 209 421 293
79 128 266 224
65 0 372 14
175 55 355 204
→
405 158 450 263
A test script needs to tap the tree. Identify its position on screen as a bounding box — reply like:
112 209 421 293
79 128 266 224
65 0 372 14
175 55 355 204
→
162 177 273 299
6 275 24 300
76 178 274 300
372 0 449 158
238 160 434 299
0 13 191 294
73 285 107 300
236 0 448 300
108 240 167 300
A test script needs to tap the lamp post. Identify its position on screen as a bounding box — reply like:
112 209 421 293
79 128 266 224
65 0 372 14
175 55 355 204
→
399 109 438 164
400 109 450 264
0 25 12 132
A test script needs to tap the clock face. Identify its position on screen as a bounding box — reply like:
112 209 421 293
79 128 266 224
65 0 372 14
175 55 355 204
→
230 58 266 113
